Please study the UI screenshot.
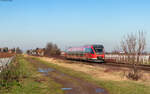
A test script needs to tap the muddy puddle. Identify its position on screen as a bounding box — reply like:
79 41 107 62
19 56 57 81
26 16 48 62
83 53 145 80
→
96 88 105 93
38 68 54 76
61 88 72 90
38 68 54 72
38 67 108 94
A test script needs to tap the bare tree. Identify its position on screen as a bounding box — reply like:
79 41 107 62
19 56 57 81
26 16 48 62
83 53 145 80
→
16 47 23 54
45 42 61 56
26 50 30 55
111 46 121 54
121 31 146 80
137 31 146 63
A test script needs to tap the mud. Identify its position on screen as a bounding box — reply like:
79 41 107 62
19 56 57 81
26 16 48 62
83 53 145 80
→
26 58 109 94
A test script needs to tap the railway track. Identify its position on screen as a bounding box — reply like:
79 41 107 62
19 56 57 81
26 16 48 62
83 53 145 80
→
103 62 150 71
62 57 150 71
35 56 150 71
68 60 150 71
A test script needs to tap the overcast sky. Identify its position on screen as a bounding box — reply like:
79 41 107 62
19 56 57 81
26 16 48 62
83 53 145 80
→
0 0 150 52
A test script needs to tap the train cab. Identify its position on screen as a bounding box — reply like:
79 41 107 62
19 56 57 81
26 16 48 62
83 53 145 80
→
86 45 105 62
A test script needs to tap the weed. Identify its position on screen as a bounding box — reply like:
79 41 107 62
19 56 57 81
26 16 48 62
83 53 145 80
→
0 56 29 90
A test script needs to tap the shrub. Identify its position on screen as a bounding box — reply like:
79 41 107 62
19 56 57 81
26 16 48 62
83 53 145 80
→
0 56 28 89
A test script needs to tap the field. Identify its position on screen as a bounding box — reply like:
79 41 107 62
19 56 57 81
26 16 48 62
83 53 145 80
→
38 56 150 83
29 56 150 94
0 55 64 94
0 55 150 94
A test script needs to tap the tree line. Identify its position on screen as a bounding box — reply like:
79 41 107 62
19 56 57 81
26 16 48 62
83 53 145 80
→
27 42 61 56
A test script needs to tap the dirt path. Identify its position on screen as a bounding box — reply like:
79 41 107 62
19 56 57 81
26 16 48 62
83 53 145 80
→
26 57 109 94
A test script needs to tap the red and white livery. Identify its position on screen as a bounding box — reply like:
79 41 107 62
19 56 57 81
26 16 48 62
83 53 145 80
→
65 44 105 62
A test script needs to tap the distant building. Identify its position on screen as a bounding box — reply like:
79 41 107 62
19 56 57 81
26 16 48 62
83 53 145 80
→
8 48 16 54
27 48 45 56
0 47 17 54
0 47 8 52
36 48 45 56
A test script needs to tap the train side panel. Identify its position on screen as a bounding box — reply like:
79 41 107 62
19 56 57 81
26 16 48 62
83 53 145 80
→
65 45 105 62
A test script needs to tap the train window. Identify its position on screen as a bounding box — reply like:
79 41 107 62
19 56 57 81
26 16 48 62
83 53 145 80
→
93 48 103 54
85 48 90 53
85 48 94 54
90 49 94 54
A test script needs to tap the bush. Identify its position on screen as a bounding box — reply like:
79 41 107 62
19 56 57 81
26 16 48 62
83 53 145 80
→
0 56 28 89
126 66 142 81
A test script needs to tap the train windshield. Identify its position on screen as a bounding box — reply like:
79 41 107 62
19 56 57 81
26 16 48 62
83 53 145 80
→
93 48 103 54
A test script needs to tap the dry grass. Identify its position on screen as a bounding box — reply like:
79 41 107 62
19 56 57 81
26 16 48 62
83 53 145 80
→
28 55 150 85
39 57 128 80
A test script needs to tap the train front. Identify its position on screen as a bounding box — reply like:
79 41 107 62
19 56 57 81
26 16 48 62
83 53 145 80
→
91 45 105 62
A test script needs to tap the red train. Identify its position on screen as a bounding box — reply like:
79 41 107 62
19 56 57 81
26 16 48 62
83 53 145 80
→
64 45 105 62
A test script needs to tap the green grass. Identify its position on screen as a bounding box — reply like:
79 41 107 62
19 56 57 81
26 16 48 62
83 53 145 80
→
2 55 149 94
32 57 150 94
0 55 63 94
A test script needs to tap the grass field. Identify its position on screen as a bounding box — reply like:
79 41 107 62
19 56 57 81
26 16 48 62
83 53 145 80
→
1 55 150 94
0 55 63 94
35 56 150 94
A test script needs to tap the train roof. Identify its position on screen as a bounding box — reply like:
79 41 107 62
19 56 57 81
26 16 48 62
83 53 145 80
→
92 45 104 48
67 44 104 49
84 44 104 48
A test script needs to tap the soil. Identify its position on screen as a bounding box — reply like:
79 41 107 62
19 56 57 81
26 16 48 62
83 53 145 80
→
26 58 109 94
0 52 14 58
